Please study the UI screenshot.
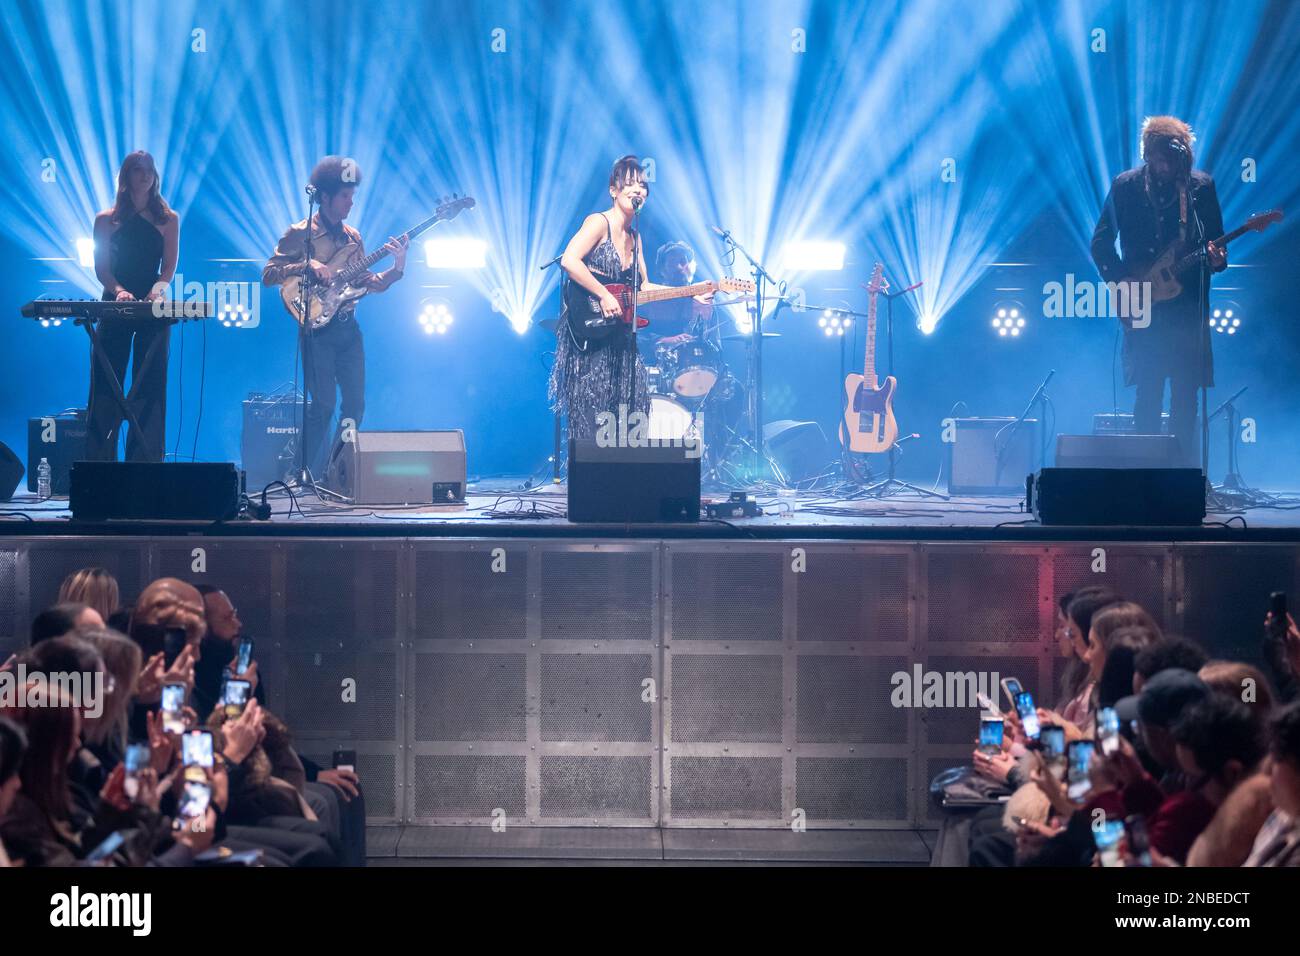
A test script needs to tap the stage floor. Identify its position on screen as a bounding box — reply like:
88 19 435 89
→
5 477 1300 539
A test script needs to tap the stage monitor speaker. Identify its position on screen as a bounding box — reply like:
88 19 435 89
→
326 430 466 505
241 393 309 492
0 441 24 501
763 420 828 483
1028 467 1205 526
69 462 242 521
946 417 1037 495
568 438 700 523
27 409 88 495
1055 433 1179 469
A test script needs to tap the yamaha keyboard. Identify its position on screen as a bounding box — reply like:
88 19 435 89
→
21 299 214 322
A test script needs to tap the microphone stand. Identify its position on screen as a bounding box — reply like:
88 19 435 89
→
297 186 319 489
992 369 1053 488
539 252 566 484
861 275 947 499
714 227 785 484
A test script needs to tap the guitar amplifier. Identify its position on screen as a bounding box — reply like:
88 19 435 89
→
1055 434 1179 469
946 417 1037 496
27 409 88 495
241 393 310 492
325 430 466 505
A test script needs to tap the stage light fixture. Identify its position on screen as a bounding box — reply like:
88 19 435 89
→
819 307 852 337
1211 302 1242 335
418 300 454 336
992 302 1026 338
424 238 488 270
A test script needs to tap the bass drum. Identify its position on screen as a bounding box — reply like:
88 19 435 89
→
667 342 720 398
648 395 702 443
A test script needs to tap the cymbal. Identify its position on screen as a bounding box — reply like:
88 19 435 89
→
722 331 781 341
711 295 755 308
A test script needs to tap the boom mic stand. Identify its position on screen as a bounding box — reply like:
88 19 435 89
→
1206 384 1270 506
713 226 787 485
297 185 319 490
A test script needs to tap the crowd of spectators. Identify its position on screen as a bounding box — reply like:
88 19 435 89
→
1 569 365 867
934 585 1300 867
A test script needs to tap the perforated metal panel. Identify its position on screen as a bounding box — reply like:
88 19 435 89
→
155 542 278 645
927 549 1040 643
796 656 911 744
671 654 783 743
796 757 909 822
540 549 653 642
539 756 653 819
796 551 910 642
414 755 527 816
283 542 400 648
540 653 652 742
1178 545 1300 663
415 652 526 741
669 756 783 819
24 539 146 621
414 545 527 641
1051 546 1172 630
0 548 21 656
669 548 784 641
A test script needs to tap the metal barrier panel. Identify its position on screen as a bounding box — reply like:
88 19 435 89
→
6 534 1299 829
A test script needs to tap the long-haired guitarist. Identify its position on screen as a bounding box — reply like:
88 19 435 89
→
87 149 179 462
549 155 713 440
262 156 408 478
1090 116 1226 466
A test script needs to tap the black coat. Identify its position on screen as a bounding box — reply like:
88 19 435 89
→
1091 166 1225 387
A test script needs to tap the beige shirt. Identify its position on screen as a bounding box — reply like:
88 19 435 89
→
262 213 402 295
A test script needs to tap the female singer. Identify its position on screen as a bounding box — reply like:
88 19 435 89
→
88 149 179 462
550 154 710 440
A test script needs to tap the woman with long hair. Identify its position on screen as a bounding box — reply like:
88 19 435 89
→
550 154 711 440
58 567 121 624
87 149 180 463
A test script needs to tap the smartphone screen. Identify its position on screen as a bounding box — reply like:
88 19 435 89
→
235 637 255 674
1015 691 1040 740
161 683 186 734
125 743 150 773
1067 740 1095 801
182 730 214 768
978 716 1005 754
1097 707 1121 756
1125 814 1153 867
1093 819 1125 867
85 830 127 863
222 679 252 718
1040 724 1067 780
177 780 211 824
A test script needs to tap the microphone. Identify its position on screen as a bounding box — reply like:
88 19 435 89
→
631 194 644 210
710 225 730 240
305 184 319 199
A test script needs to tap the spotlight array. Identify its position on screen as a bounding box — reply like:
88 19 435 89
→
991 303 1026 338
818 308 853 337
219 302 253 328
419 301 454 335
1210 304 1242 335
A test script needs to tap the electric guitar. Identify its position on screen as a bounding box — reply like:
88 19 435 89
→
281 194 476 329
563 276 755 344
839 262 898 454
1139 208 1282 303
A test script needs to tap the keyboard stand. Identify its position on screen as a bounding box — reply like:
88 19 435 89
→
80 315 151 448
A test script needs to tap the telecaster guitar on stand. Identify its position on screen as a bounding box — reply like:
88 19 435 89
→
839 262 898 454
281 194 476 330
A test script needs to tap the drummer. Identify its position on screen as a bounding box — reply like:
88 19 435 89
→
638 240 722 364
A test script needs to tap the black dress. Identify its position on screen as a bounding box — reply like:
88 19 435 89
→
86 211 169 462
549 214 650 440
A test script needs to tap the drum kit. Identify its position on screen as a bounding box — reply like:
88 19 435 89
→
644 314 760 482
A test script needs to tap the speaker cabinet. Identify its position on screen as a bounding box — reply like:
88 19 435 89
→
326 430 466 505
26 410 87 495
567 438 700 523
69 462 242 521
0 442 24 501
1055 433 1179 469
1028 467 1205 526
946 417 1037 495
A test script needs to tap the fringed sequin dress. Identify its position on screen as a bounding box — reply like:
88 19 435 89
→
549 214 650 440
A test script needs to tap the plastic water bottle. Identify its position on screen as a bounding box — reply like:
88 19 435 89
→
37 458 51 499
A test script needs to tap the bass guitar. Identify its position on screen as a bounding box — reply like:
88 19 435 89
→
281 194 476 329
